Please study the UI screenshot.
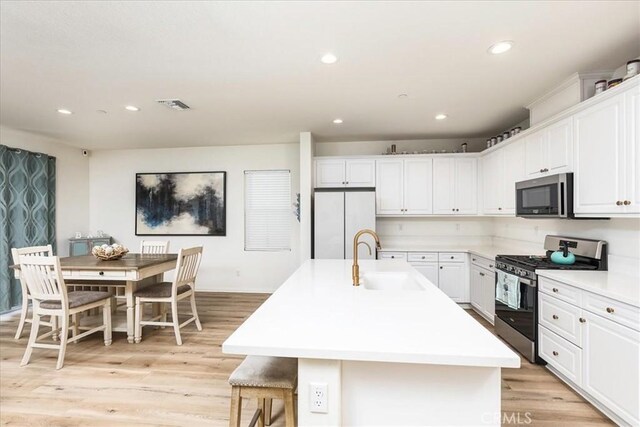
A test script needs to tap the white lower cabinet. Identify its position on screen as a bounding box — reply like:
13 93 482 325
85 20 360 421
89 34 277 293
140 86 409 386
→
438 262 467 302
382 251 469 303
470 256 495 323
538 277 640 426
411 262 439 287
582 310 640 426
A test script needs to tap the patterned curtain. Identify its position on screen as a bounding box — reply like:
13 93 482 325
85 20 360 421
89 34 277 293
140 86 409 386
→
0 145 56 313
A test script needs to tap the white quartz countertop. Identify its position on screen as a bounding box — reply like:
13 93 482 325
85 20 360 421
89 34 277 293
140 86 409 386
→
380 245 544 261
223 260 521 368
536 270 640 308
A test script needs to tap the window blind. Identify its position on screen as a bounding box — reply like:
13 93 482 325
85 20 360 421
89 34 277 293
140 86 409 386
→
244 170 292 251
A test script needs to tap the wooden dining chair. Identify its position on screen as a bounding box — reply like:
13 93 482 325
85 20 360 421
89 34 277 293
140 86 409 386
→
134 246 203 345
11 245 58 340
18 255 112 370
140 240 170 254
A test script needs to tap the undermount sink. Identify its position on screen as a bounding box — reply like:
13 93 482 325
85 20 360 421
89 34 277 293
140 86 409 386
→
361 272 425 291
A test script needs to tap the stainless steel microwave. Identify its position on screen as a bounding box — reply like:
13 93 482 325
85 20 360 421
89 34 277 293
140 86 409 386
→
516 173 573 218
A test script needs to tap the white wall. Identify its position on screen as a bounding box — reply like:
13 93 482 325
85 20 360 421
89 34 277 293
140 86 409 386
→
0 126 89 256
315 138 487 156
377 217 494 248
89 143 300 293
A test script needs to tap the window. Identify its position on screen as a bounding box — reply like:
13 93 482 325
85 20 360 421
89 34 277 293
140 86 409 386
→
244 170 292 251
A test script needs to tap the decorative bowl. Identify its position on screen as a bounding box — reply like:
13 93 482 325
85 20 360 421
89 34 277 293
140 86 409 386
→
92 243 129 261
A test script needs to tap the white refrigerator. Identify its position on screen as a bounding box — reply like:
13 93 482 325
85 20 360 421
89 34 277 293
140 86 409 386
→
314 189 376 260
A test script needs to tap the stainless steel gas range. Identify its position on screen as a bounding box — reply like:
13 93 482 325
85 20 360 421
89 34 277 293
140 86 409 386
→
494 235 607 363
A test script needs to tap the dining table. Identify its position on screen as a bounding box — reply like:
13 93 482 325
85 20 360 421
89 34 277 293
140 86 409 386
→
13 253 178 343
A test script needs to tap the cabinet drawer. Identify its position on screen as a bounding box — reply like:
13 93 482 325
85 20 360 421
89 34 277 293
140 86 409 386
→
377 252 407 261
539 293 583 347
539 277 582 306
407 252 438 262
470 255 495 271
583 292 640 332
71 270 127 279
539 325 582 386
438 252 466 263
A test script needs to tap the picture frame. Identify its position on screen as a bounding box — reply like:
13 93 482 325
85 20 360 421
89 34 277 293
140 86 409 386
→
135 171 226 236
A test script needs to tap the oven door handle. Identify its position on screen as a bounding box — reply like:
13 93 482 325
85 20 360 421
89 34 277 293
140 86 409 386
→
495 269 536 287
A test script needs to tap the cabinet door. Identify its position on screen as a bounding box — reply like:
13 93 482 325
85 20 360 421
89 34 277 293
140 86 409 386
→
404 158 433 215
469 265 483 310
412 262 439 287
573 95 626 214
375 159 404 215
481 150 502 214
438 263 466 302
625 88 640 214
454 158 477 214
432 158 455 214
525 130 548 177
482 270 495 323
546 118 573 174
315 159 346 188
582 311 640 426
345 160 375 187
501 142 525 214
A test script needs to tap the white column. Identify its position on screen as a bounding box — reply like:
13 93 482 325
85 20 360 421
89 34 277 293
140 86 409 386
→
299 132 315 263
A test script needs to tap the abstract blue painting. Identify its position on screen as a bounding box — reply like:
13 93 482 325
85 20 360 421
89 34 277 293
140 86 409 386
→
135 171 226 236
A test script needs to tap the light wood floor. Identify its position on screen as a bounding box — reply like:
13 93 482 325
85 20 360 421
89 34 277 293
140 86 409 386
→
0 293 613 426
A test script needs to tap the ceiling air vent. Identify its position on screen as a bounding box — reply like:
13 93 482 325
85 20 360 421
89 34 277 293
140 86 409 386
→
156 99 190 110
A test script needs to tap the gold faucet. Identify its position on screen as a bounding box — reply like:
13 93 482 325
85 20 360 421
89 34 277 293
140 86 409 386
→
352 229 382 286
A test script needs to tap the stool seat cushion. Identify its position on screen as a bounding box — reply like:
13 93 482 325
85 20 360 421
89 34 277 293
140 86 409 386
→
134 282 191 298
229 356 297 389
41 291 111 309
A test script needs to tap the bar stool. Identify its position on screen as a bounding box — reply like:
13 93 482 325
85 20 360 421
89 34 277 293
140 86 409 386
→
228 356 297 427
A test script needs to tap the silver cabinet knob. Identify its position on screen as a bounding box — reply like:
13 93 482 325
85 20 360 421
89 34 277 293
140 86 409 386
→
579 318 586 323
624 200 631 205
552 351 559 356
552 288 559 293
552 314 559 320
606 307 615 314
616 201 623 206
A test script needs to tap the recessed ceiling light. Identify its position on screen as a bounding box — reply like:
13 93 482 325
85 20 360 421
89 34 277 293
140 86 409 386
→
321 53 338 64
435 114 447 120
333 118 343 124
125 105 140 112
57 109 72 115
488 41 513 55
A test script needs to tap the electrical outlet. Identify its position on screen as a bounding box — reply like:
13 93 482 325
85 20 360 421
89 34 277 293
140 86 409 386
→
309 382 328 413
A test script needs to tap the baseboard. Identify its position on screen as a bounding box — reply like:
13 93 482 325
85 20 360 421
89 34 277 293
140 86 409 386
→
196 287 273 294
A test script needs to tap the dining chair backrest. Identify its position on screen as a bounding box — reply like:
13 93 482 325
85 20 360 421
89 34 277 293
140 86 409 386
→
11 245 54 265
18 255 68 306
140 240 170 254
173 246 203 292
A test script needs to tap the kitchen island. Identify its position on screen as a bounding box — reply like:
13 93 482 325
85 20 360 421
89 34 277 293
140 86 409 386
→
223 259 520 426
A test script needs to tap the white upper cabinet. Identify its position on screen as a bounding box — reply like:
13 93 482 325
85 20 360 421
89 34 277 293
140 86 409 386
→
625 87 640 214
403 158 433 215
315 159 375 188
345 159 376 187
433 158 477 215
483 143 524 215
376 159 404 215
525 117 572 178
376 158 433 215
432 158 455 214
501 142 525 213
454 158 478 214
573 92 626 215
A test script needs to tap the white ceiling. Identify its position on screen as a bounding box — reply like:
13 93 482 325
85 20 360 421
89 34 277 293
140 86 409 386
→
1 1 639 150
